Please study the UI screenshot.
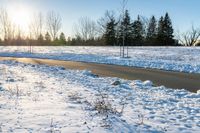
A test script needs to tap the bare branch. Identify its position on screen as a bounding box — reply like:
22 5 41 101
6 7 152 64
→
30 12 44 39
46 11 62 41
97 10 116 36
74 17 97 41
177 26 200 46
0 8 15 40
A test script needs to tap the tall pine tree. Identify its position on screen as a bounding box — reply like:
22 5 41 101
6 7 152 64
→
38 34 44 41
157 13 174 46
104 17 116 45
146 16 157 45
45 32 51 44
59 32 67 45
131 15 145 46
163 13 174 45
119 10 132 46
157 16 165 45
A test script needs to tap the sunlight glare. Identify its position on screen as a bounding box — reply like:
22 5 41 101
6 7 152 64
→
8 4 32 35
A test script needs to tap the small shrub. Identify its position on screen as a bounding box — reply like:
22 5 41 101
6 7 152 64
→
138 114 144 125
68 92 83 104
94 92 118 115
49 118 61 133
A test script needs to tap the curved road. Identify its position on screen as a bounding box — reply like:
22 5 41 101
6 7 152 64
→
0 57 200 93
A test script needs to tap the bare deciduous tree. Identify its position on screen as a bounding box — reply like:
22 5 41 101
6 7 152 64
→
0 8 15 41
30 12 44 39
119 0 128 58
74 17 97 41
46 11 62 41
177 26 200 46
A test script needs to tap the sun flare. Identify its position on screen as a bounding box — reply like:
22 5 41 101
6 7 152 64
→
7 4 32 34
10 9 30 27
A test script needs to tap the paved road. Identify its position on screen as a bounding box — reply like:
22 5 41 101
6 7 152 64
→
0 57 200 92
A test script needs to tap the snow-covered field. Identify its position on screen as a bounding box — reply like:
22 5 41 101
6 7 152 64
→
0 60 200 133
0 46 200 73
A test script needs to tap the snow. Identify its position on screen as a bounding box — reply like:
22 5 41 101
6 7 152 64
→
0 46 200 73
0 60 200 133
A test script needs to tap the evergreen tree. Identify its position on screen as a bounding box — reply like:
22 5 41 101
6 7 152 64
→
66 37 71 45
131 15 145 46
157 16 165 45
119 10 132 46
53 37 60 45
163 13 174 45
37 34 44 45
104 17 116 45
59 32 67 45
38 34 44 41
157 13 175 46
146 16 157 45
45 32 51 42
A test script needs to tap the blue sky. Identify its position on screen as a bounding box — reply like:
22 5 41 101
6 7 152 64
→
1 0 200 37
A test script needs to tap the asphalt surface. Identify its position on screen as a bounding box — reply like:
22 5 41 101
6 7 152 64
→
0 57 200 93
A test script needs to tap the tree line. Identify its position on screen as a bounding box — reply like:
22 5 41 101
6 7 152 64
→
104 11 176 46
71 11 178 46
0 8 68 46
71 9 200 46
0 5 200 46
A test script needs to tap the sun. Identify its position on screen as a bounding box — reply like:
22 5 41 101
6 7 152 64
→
8 4 32 34
11 9 30 27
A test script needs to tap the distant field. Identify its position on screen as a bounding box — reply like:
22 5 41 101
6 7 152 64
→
0 46 200 73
